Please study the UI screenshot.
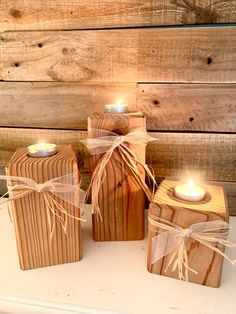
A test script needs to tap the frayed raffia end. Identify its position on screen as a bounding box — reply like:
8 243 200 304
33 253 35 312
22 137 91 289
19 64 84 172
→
149 216 236 281
81 128 158 219
0 173 86 240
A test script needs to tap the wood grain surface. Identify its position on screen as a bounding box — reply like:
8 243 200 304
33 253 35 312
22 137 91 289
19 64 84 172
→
157 177 236 217
138 84 236 132
0 127 235 214
0 127 235 181
88 113 146 241
0 62 2 80
0 38 2 80
0 82 136 129
1 1 235 31
2 26 236 83
147 132 236 182
147 179 228 287
1 82 236 132
6 145 82 270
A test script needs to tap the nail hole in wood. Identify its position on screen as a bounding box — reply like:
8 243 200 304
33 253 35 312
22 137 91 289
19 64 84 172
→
189 117 194 122
62 47 69 55
14 62 19 67
207 57 213 65
142 90 145 93
153 100 160 106
70 11 73 14
38 43 43 48
118 182 122 188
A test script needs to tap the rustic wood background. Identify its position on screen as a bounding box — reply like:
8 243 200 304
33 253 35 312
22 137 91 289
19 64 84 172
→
0 1 235 214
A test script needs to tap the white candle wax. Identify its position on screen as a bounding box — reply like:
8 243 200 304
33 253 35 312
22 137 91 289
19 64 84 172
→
104 100 129 114
28 143 57 158
174 180 205 202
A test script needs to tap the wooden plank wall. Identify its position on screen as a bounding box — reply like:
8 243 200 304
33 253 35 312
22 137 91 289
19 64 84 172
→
0 1 235 214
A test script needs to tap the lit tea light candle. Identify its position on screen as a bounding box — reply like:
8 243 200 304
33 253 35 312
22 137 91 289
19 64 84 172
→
28 142 57 158
174 179 206 202
104 100 129 114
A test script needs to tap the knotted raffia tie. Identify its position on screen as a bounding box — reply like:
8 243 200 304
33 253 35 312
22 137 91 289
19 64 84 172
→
0 174 85 241
81 128 157 218
149 215 236 281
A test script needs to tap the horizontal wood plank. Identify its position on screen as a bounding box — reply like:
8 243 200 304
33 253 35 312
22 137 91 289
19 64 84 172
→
217 181 236 216
0 128 235 180
0 82 136 129
138 84 236 132
0 127 235 214
1 82 236 133
147 132 236 182
2 26 236 83
1 1 236 31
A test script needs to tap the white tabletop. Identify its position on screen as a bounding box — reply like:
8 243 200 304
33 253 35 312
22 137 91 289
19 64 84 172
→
0 204 236 314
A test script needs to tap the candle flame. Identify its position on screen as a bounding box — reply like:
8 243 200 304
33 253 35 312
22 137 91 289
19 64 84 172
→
115 100 124 107
188 179 195 194
38 142 46 149
114 99 128 113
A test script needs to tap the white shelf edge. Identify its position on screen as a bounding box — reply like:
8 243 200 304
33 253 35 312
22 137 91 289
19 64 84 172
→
0 294 122 314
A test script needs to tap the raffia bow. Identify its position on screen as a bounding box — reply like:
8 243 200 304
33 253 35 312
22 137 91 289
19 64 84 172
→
149 215 236 281
0 174 85 241
81 128 157 218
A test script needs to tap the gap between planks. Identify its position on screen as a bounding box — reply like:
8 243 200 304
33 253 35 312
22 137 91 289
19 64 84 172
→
1 1 236 31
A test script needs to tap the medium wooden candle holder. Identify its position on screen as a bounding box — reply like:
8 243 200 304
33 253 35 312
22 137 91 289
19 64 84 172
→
147 179 229 287
6 145 82 270
88 112 146 241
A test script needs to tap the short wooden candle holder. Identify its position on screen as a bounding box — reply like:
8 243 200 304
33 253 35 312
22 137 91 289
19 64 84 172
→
6 145 82 270
147 179 229 287
88 112 146 241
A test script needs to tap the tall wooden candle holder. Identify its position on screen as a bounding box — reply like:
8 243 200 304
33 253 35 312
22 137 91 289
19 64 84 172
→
6 145 82 270
147 179 229 287
88 112 146 241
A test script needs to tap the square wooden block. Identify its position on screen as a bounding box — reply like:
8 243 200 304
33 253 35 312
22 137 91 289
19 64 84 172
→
6 145 82 270
147 179 228 287
88 112 146 241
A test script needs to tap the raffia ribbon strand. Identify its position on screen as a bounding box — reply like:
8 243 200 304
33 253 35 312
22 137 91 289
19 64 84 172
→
81 128 157 218
149 215 236 281
0 174 86 241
